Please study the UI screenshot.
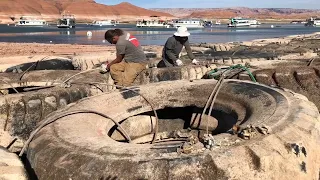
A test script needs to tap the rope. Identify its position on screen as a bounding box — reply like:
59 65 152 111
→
307 58 315 66
61 69 98 85
0 79 19 94
6 138 17 149
207 64 257 82
203 64 257 135
206 76 225 135
19 56 49 81
200 76 224 134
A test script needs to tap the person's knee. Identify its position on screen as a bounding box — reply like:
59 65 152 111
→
109 64 118 74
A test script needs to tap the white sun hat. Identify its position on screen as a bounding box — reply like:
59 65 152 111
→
174 26 190 37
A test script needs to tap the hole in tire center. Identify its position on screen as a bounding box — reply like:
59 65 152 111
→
108 105 239 145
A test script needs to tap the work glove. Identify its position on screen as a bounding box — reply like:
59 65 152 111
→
176 59 183 66
100 63 109 73
192 59 200 65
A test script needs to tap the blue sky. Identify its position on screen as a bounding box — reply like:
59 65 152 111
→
95 0 320 9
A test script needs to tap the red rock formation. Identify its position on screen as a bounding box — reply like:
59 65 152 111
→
0 0 59 15
0 0 172 23
152 8 320 20
63 2 172 20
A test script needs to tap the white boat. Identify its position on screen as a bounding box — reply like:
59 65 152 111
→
305 17 320 27
15 18 48 26
204 21 213 27
57 15 76 28
91 20 117 27
215 20 221 25
228 17 261 27
136 19 170 28
171 19 204 29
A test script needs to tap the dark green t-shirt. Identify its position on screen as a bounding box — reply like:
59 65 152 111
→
116 32 147 63
160 36 195 67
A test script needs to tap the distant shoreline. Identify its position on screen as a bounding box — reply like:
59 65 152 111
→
0 18 308 25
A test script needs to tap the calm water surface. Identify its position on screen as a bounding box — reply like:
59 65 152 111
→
0 24 319 45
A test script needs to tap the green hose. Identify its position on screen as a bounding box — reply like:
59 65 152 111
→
207 64 257 82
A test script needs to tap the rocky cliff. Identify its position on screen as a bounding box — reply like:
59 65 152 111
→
0 0 172 23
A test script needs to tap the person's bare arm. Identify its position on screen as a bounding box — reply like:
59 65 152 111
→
107 54 125 69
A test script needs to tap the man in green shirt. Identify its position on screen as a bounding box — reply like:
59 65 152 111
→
158 26 199 67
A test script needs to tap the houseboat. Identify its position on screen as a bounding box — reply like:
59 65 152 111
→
15 17 48 26
228 17 261 27
90 20 117 27
204 21 213 27
57 15 76 28
305 17 320 27
136 19 170 28
171 19 204 28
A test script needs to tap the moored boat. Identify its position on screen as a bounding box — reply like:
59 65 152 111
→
204 20 213 27
90 20 117 27
15 17 48 27
305 17 320 27
136 19 170 28
57 15 76 28
171 18 204 28
228 17 260 27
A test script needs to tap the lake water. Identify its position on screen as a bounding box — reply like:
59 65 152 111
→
0 24 319 45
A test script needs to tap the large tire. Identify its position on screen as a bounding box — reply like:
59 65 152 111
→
0 70 100 151
1 65 217 151
238 66 320 110
4 59 75 73
27 79 320 180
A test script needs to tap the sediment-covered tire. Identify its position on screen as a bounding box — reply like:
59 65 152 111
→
4 59 75 73
135 64 217 84
27 79 320 180
0 70 108 90
0 65 217 151
0 146 28 180
238 66 320 110
0 85 92 151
